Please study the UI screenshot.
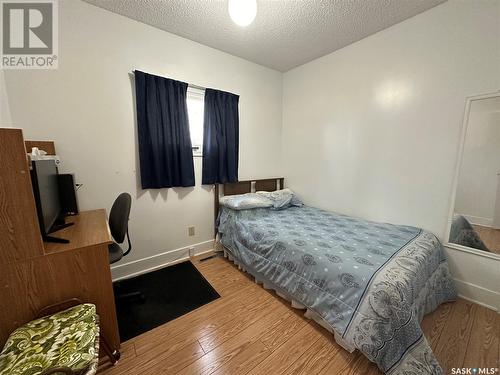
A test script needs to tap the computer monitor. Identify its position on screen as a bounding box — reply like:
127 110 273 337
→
31 160 72 243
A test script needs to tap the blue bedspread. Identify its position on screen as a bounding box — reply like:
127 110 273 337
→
218 205 457 374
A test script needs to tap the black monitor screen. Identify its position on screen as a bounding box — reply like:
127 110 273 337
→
31 160 61 234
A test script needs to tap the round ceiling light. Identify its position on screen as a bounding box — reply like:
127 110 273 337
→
228 0 257 27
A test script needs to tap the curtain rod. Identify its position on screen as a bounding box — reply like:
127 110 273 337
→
131 70 206 91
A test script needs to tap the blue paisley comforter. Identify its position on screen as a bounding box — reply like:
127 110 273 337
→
218 205 457 374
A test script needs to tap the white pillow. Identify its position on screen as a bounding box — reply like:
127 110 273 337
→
220 193 273 210
256 188 303 209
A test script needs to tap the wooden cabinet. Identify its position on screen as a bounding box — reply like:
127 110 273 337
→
0 128 120 351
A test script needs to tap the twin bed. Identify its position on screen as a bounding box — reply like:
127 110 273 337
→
214 178 457 375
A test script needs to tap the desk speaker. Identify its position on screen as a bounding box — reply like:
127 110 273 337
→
58 174 79 215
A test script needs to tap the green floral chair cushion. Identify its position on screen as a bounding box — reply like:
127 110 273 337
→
0 303 99 375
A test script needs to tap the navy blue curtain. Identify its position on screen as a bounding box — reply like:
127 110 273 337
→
202 89 239 184
134 70 195 188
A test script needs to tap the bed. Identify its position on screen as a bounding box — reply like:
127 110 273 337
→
214 178 457 375
449 215 489 252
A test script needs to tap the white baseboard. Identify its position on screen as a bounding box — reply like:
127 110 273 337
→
453 278 499 312
459 213 493 227
111 239 214 281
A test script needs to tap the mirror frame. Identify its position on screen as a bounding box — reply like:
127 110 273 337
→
445 91 500 260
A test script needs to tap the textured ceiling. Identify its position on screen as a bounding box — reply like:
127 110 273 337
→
83 0 446 72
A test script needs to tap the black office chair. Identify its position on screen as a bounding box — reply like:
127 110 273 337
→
108 193 144 302
108 192 132 264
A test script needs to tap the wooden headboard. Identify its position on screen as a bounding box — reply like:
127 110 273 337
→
214 177 284 235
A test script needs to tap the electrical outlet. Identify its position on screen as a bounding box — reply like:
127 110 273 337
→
189 247 195 257
188 226 195 236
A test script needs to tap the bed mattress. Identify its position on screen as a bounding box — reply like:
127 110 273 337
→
217 205 457 374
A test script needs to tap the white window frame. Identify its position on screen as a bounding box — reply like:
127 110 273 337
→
186 86 205 157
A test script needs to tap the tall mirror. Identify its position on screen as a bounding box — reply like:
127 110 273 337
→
448 92 500 257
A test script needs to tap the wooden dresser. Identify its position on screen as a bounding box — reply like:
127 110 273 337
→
0 128 120 351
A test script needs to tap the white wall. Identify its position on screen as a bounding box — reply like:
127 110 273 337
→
4 0 499 308
3 0 283 279
0 70 12 127
282 0 500 309
455 96 500 226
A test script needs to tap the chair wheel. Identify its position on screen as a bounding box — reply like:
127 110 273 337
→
112 350 121 361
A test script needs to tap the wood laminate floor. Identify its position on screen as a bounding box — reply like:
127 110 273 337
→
99 254 499 375
473 224 500 254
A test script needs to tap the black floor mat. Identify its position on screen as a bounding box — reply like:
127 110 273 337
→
113 261 220 342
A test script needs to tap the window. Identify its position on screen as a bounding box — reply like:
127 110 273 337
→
187 87 204 156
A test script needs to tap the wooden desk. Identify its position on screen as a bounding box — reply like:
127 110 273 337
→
44 210 113 254
0 129 120 351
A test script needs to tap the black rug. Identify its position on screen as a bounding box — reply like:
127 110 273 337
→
113 261 220 342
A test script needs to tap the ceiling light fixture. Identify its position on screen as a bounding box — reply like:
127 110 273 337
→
228 0 257 27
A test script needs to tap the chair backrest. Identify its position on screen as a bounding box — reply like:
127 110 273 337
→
109 193 131 244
